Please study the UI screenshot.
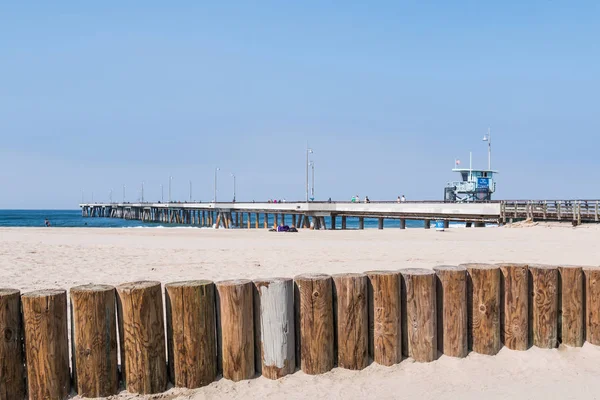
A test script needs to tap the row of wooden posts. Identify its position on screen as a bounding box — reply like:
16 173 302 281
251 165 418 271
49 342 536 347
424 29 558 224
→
1 263 599 399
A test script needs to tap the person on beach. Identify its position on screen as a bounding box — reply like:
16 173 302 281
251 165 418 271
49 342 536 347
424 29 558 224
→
44 218 51 227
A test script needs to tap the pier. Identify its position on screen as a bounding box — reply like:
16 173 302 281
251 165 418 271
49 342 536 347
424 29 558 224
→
80 199 600 228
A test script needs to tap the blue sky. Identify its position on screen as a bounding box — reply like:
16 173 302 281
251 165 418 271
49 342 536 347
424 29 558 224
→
1 1 598 208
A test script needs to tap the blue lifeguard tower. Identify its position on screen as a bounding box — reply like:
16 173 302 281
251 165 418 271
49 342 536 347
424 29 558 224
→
444 168 498 202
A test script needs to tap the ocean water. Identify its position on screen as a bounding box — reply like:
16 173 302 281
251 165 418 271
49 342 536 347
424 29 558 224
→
0 210 465 229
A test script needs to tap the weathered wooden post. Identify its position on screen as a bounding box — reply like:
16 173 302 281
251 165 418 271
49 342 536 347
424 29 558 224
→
365 270 402 366
358 217 364 229
216 279 255 381
399 268 437 362
498 263 529 350
433 266 467 358
462 263 501 355
116 281 167 394
341 216 347 230
253 278 295 379
70 284 119 397
165 280 217 388
255 213 260 228
22 289 70 400
377 217 384 230
424 219 431 229
584 267 600 345
294 274 334 374
0 289 24 400
333 273 368 370
399 219 406 229
558 265 584 347
529 264 558 348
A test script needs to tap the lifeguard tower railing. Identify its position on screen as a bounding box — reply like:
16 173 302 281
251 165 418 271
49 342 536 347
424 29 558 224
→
500 200 600 224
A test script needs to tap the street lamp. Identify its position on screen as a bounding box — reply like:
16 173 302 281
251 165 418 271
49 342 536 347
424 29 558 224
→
310 161 315 200
231 173 236 202
122 185 126 203
482 127 492 170
306 145 313 202
214 167 220 202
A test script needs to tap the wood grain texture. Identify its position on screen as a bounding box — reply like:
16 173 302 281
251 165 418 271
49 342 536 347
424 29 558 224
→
399 268 437 362
583 267 600 345
462 263 501 355
558 265 584 347
498 263 529 351
0 289 24 400
365 270 402 366
165 280 217 388
294 274 334 374
529 264 558 348
216 279 255 382
333 273 368 370
253 278 295 379
116 281 167 394
433 266 467 358
70 284 118 397
22 289 70 400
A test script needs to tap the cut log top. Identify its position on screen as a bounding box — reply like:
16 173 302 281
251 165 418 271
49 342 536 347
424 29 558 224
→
294 273 331 281
528 264 558 270
460 263 497 270
364 270 399 276
22 288 66 298
117 281 161 291
165 280 213 288
582 266 600 271
495 263 529 268
332 273 366 279
254 277 292 287
399 268 435 276
0 288 20 296
216 279 252 287
70 284 115 293
432 265 466 272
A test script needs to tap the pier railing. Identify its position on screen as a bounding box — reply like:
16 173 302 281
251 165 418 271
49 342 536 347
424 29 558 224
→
2 263 599 398
500 200 600 224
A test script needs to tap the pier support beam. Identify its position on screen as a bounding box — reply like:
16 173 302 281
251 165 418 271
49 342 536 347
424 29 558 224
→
264 213 268 229
341 216 347 230
444 220 450 229
399 219 406 229
378 218 384 230
466 221 472 228
331 215 336 230
359 217 364 230
424 219 431 229
255 213 259 229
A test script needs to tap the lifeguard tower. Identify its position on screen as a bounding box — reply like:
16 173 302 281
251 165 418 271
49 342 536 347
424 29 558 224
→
444 168 497 202
445 129 498 202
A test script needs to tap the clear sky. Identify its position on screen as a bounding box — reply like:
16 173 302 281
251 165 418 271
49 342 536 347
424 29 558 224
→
1 1 598 208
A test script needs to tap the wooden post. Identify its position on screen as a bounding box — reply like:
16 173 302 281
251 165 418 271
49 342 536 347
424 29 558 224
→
216 280 255 382
399 219 406 229
341 216 346 230
264 213 269 229
247 213 252 229
274 214 279 228
444 220 450 229
497 263 529 351
358 217 364 230
294 274 334 374
116 281 167 394
333 273 368 370
462 263 501 355
22 289 70 400
433 265 468 358
165 280 217 388
399 268 437 362
70 285 119 398
330 214 336 230
529 264 558 348
281 214 286 226
378 217 384 230
365 271 402 366
424 219 431 229
584 267 600 345
0 289 24 400
253 278 295 379
558 265 584 347
255 213 260 229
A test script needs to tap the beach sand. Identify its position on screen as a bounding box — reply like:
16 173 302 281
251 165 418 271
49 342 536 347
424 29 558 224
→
2 224 600 399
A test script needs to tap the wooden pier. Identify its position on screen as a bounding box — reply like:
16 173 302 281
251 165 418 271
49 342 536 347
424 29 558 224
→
80 199 600 228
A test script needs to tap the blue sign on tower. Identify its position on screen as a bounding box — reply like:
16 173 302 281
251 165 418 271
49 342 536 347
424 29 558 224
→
477 178 489 188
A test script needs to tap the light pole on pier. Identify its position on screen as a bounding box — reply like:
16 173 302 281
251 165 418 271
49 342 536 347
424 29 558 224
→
161 184 164 202
214 167 220 202
169 176 173 203
306 145 313 202
231 173 236 202
482 127 492 170
189 180 192 202
310 161 315 200
122 185 126 203
141 182 144 203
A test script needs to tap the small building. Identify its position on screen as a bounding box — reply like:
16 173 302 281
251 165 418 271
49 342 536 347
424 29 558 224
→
444 168 498 202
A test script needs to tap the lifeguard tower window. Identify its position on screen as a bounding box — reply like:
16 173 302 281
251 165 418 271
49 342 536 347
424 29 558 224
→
461 172 469 181
483 172 488 178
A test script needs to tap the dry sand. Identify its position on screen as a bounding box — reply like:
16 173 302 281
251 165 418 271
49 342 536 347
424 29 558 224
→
2 224 600 399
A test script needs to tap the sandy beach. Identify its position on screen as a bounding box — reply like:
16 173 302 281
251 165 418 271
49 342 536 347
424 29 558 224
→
2 225 600 399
